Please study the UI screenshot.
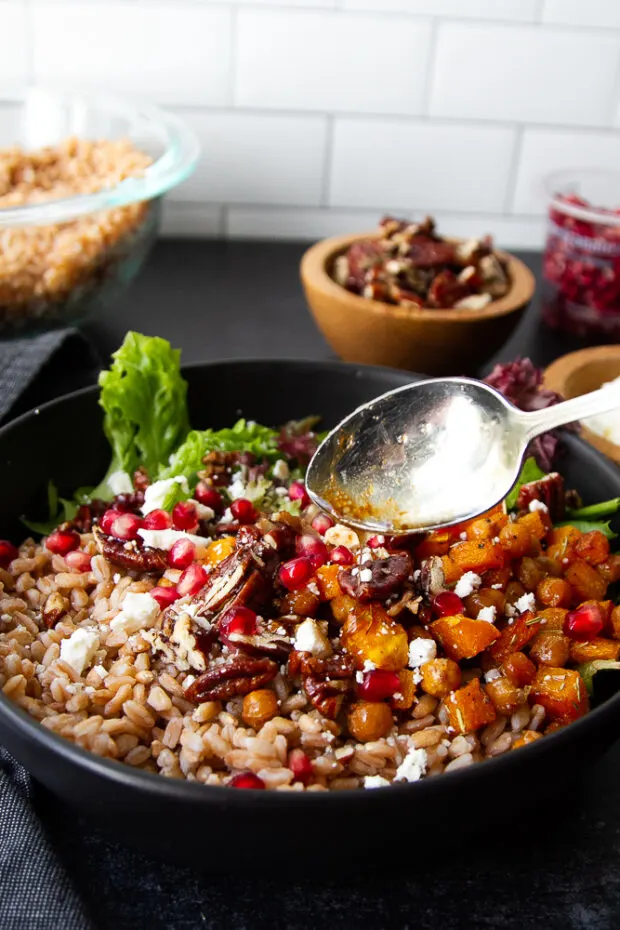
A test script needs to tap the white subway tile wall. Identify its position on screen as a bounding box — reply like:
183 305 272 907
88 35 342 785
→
0 0 618 247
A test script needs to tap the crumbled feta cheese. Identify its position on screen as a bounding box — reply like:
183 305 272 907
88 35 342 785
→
108 470 133 495
141 477 189 515
272 459 290 481
112 573 121 583
394 747 427 783
220 508 233 523
454 572 482 598
137 528 210 556
491 583 503 590
293 619 332 657
355 671 364 683
228 472 246 500
412 670 423 684
359 568 373 583
408 637 437 669
484 669 502 683
364 775 391 789
190 500 215 522
362 659 376 672
477 605 497 624
110 592 160 635
528 500 548 513
324 524 360 550
459 531 467 540
60 629 99 676
515 592 536 614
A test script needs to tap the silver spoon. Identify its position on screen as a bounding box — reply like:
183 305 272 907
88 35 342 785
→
305 376 620 535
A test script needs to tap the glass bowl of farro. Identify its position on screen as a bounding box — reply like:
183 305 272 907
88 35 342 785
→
0 336 619 867
0 89 199 335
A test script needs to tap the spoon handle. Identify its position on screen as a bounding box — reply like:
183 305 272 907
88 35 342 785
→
519 384 620 444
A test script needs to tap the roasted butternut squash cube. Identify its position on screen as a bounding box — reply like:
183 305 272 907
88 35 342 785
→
565 559 607 604
536 607 568 632
517 509 551 541
484 677 525 715
500 651 536 687
463 503 509 541
569 638 620 663
391 669 416 710
574 530 610 566
279 586 320 617
430 614 499 661
342 603 409 671
512 730 543 750
204 535 236 567
529 667 589 723
316 564 342 600
445 678 496 735
598 555 620 585
489 612 540 662
449 539 505 573
415 531 453 560
330 594 356 625
441 555 462 586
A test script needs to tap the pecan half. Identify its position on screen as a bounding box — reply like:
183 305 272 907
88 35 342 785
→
303 677 351 720
289 651 355 679
417 556 445 600
184 655 277 703
225 619 293 660
339 553 412 602
42 591 70 628
93 526 167 574
516 473 565 523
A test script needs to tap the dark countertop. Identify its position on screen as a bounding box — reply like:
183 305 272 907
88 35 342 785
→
9 240 620 930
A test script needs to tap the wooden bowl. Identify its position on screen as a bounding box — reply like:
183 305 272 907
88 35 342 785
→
544 345 620 465
300 232 535 375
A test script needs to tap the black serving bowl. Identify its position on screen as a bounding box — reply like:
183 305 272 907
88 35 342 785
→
1 359 619 870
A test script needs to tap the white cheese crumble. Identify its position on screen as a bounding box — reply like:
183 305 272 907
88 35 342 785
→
108 470 133 495
60 629 99 676
228 472 246 500
355 671 364 683
110 592 160 635
459 531 468 541
359 568 373 583
484 669 502 683
324 524 360 550
477 605 497 624
141 476 189 515
364 775 391 789
528 500 548 513
408 637 437 669
394 747 427 783
272 459 290 481
454 572 482 598
293 619 332 657
112 573 121 584
137 528 210 556
362 659 377 672
190 500 215 522
514 592 536 614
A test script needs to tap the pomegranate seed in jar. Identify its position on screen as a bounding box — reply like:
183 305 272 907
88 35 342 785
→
142 509 173 531
330 545 355 566
296 534 328 568
288 481 310 509
172 501 198 532
311 513 334 535
279 556 314 591
564 603 605 641
0 540 18 568
65 550 92 573
432 591 464 617
46 529 80 555
99 509 122 535
168 538 196 569
176 563 208 598
110 513 143 541
149 586 181 609
367 535 386 549
230 499 258 524
288 748 313 785
358 669 400 702
220 606 258 638
194 482 223 512
229 772 265 790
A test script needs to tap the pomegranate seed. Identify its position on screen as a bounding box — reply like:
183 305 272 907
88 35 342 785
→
168 537 196 569
432 591 464 617
220 606 258 639
46 529 80 555
230 498 258 524
311 513 334 535
296 534 329 568
288 748 313 785
367 535 386 549
172 501 198 531
194 482 223 512
564 603 605 641
288 480 310 508
149 586 181 609
142 509 172 531
65 550 92 573
110 513 143 541
358 669 400 701
0 540 18 568
279 556 314 591
99 509 122 535
176 563 208 598
229 772 265 790
330 545 355 566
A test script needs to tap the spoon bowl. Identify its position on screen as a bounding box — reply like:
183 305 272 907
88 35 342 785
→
306 376 620 534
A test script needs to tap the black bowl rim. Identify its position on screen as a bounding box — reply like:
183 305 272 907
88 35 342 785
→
1 357 620 808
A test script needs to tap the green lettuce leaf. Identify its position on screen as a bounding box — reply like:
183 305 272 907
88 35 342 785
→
159 419 281 484
505 457 546 510
566 498 620 520
90 332 190 500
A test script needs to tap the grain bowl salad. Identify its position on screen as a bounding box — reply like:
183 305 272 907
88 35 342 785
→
1 336 619 792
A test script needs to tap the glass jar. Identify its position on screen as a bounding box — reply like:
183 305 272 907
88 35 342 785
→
542 169 620 340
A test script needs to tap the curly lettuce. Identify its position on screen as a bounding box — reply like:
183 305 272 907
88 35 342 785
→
159 420 281 485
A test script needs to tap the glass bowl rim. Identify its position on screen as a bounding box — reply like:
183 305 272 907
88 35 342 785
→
545 168 620 228
0 88 200 228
